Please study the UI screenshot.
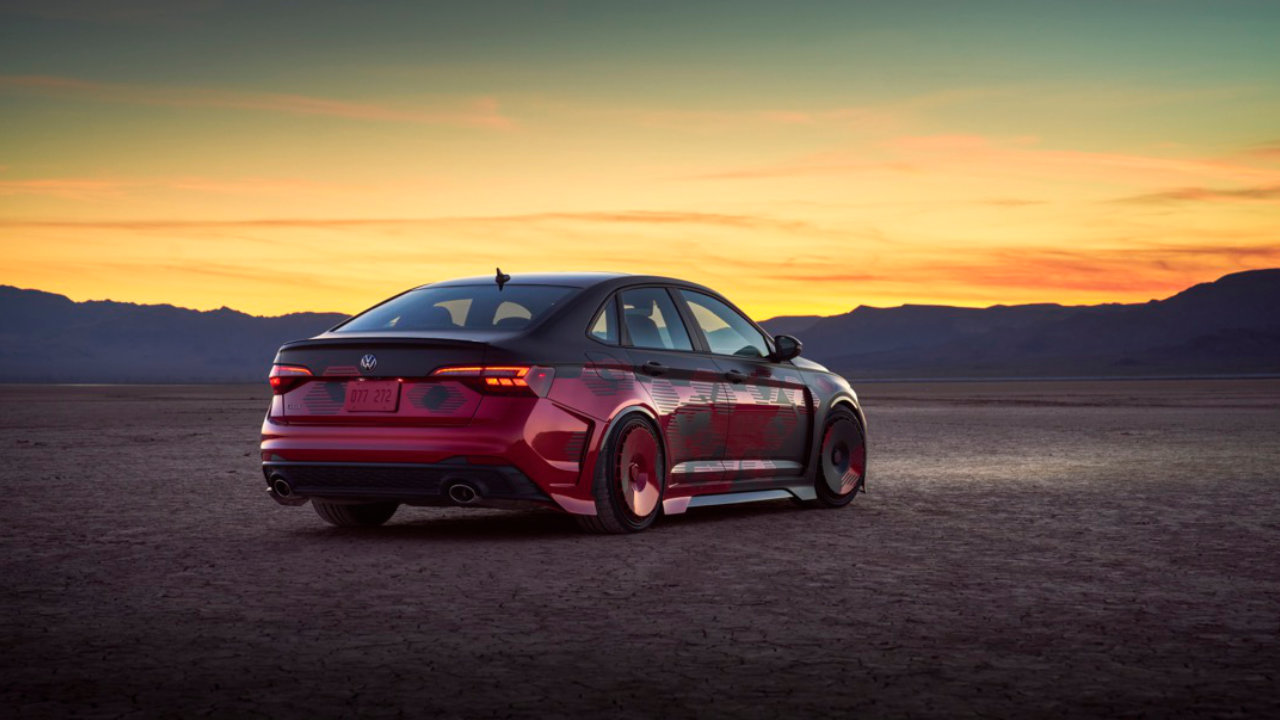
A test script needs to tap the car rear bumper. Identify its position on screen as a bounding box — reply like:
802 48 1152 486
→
259 396 601 514
262 460 553 509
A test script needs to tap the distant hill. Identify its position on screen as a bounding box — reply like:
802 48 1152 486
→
1 270 1277 383
760 269 1280 379
0 286 347 383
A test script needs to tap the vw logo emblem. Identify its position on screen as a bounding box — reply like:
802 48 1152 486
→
359 354 378 373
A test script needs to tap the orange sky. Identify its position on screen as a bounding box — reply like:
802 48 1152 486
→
2 1 1278 320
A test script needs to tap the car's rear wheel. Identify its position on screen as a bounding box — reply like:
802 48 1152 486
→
578 414 665 534
312 500 399 527
810 406 866 508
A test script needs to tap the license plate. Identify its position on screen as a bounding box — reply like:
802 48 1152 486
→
344 381 401 412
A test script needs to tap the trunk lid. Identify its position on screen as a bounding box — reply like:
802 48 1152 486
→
272 335 492 425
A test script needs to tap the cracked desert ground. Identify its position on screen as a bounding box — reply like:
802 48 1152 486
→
2 379 1278 718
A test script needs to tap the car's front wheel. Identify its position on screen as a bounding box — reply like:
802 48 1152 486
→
577 414 666 534
810 406 866 508
312 500 399 527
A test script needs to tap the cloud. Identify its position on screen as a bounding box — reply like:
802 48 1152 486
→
0 175 366 200
631 107 896 136
1118 184 1280 204
164 177 364 196
1243 142 1280 160
765 273 885 283
0 210 820 233
0 178 135 200
0 75 513 129
687 152 915 181
41 258 357 297
691 134 1280 185
980 198 1046 207
1130 243 1280 261
942 246 1280 299
761 242 1280 302
627 88 1000 135
888 135 1280 182
640 106 895 131
501 211 818 232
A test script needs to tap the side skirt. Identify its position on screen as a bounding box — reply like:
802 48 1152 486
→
662 482 815 515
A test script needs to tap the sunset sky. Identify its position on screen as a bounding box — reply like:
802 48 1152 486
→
2 0 1278 320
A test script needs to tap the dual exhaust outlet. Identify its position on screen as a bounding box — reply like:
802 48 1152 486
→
271 476 293 498
445 481 479 505
268 474 481 506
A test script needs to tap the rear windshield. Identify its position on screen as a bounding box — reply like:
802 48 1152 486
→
334 285 577 333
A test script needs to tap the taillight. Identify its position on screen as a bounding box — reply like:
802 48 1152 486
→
268 364 313 394
431 365 555 397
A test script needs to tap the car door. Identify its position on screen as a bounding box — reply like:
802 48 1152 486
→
618 286 731 483
675 288 812 479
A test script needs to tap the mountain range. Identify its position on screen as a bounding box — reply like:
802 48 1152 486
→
760 269 1280 379
0 287 346 383
0 269 1276 383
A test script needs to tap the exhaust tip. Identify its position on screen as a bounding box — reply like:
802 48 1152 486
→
447 482 479 505
270 475 293 498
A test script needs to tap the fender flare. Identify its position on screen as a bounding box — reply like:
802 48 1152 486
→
829 395 867 435
598 404 668 471
554 404 668 517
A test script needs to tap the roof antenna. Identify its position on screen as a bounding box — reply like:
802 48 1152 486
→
495 267 510 290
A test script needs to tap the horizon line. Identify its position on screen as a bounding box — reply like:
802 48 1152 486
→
4 266 1273 321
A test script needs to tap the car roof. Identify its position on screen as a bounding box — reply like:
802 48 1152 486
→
422 272 717 293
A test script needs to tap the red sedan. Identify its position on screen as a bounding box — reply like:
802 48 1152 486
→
261 272 866 533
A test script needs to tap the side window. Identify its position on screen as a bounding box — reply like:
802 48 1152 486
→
679 290 770 358
620 288 693 351
588 296 618 345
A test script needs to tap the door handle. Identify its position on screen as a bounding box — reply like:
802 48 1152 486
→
725 369 748 383
640 361 668 376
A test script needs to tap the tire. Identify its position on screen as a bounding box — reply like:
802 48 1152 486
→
810 405 866 508
577 414 666 534
312 500 400 527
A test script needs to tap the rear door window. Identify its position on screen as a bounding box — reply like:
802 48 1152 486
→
620 288 693 351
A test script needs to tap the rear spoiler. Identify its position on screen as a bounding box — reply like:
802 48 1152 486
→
278 335 493 351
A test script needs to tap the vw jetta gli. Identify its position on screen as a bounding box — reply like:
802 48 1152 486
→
261 272 866 533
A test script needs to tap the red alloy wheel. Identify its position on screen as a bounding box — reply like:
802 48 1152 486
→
615 422 661 520
821 415 866 497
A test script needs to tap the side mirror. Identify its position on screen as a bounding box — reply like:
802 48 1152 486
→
771 334 802 362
